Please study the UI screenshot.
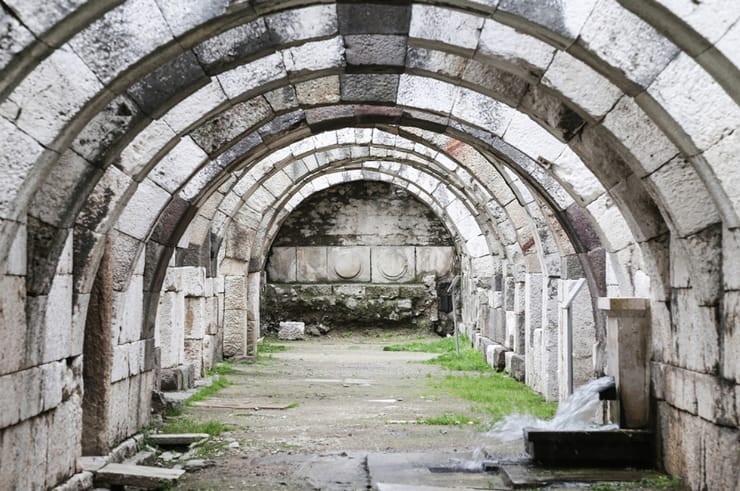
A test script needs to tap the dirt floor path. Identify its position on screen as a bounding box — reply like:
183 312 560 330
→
174 333 525 490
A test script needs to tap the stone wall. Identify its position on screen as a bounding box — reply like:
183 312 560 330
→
264 182 456 332
155 264 224 383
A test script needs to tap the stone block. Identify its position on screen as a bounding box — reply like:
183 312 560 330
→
371 246 415 283
337 3 411 34
297 247 328 282
217 52 287 100
193 20 273 73
222 308 246 357
492 345 508 371
224 275 247 311
409 4 483 52
115 178 171 241
327 246 371 282
265 4 337 44
283 37 344 73
477 19 555 76
542 51 622 120
397 74 456 115
127 50 208 117
0 275 27 373
69 0 172 84
148 137 207 194
184 339 203 378
190 96 272 154
345 34 406 67
156 291 185 368
505 352 525 382
278 321 305 340
644 155 721 237
10 45 103 148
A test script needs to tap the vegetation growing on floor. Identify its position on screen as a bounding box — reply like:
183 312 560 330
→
385 335 556 422
187 375 230 404
383 336 459 353
205 361 236 376
433 372 557 422
162 416 231 436
418 413 480 426
425 348 491 371
258 339 287 355
589 475 682 490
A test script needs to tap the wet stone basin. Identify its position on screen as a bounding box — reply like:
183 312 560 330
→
524 428 654 467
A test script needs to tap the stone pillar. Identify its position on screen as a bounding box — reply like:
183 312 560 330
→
246 271 261 356
524 273 543 391
598 297 650 429
223 275 247 357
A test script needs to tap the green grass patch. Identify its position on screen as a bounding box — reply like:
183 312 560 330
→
187 375 230 405
432 372 556 422
259 339 287 354
425 348 491 372
205 361 236 376
590 475 682 490
419 413 480 426
383 336 459 353
286 401 300 409
162 416 231 436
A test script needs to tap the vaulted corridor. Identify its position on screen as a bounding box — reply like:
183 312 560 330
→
0 1 738 489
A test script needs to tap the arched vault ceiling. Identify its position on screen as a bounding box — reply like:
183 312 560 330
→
0 0 736 310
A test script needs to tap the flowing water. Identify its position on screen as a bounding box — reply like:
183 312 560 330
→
485 376 619 442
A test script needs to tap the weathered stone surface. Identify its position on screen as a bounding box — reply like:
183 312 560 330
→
265 5 337 44
217 52 286 100
283 37 345 73
344 35 406 68
127 50 208 117
477 19 555 76
69 0 172 84
542 51 623 120
194 20 273 73
278 321 305 340
191 97 272 154
338 3 411 35
409 5 483 52
328 246 371 282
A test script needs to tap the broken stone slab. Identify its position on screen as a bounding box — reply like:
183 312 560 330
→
93 463 185 488
182 459 217 471
278 321 305 340
147 433 210 446
123 450 156 466
505 352 526 382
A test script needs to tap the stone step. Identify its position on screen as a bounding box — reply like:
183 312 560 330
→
123 450 156 466
94 463 185 488
147 433 210 446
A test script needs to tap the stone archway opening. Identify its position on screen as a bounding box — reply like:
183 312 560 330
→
262 180 459 338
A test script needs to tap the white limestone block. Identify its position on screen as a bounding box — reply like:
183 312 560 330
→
42 273 73 363
410 5 483 50
578 0 678 88
282 37 344 73
397 74 456 115
115 178 171 240
149 137 207 193
0 119 45 220
371 246 415 283
644 156 721 236
543 51 623 119
278 321 305 340
217 53 286 99
246 185 275 214
601 96 679 175
478 19 556 74
263 170 294 197
552 146 604 206
265 4 337 44
163 82 228 133
451 87 513 134
71 0 172 81
9 45 103 147
119 119 177 177
113 275 144 345
648 52 740 152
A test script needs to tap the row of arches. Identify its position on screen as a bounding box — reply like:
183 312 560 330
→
0 1 737 489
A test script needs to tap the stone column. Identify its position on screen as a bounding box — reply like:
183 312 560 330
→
598 297 650 429
246 271 261 356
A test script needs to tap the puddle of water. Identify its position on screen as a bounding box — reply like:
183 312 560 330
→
486 376 619 442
